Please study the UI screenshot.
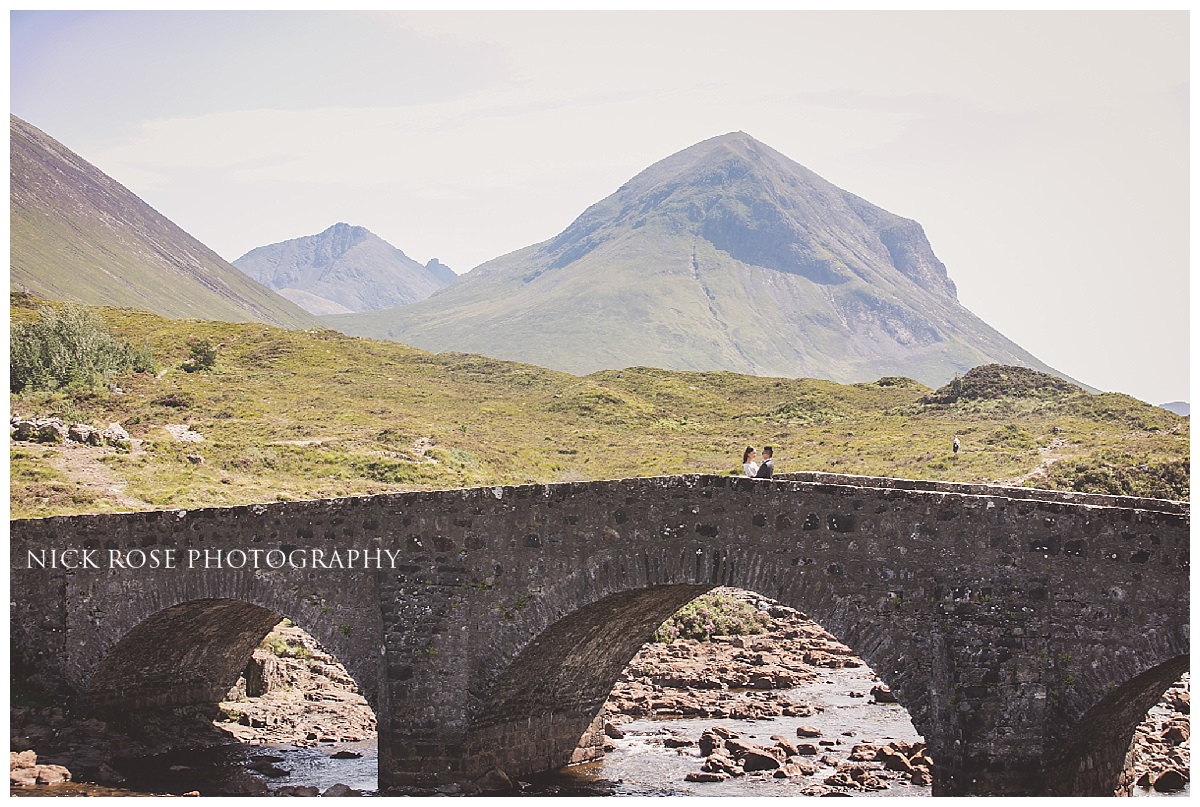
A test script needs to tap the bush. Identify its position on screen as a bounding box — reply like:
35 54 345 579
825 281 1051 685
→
654 590 770 643
1039 453 1190 500
921 364 1079 404
10 304 154 392
181 338 218 373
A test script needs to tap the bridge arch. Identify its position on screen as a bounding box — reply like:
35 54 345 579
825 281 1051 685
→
1046 655 1190 796
459 573 939 786
84 599 284 713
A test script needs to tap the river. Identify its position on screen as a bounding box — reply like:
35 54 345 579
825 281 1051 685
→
14 666 1187 797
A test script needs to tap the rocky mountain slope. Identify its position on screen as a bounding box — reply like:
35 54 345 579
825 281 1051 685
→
328 132 1071 389
233 223 455 315
9 115 319 329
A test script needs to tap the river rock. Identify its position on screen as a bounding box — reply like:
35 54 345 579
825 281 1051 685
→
701 751 742 777
1162 718 1189 745
774 759 819 778
1147 768 1185 792
35 764 72 784
879 746 913 772
771 735 800 756
685 770 729 782
870 683 898 703
322 783 361 796
1153 769 1187 793
276 785 321 796
216 771 270 795
848 743 879 762
94 762 127 785
729 744 781 772
825 764 888 791
473 767 514 793
215 622 376 747
9 749 72 787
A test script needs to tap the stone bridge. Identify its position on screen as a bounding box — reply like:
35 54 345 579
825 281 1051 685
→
8 472 1189 796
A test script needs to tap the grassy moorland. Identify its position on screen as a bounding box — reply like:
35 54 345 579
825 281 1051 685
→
8 294 1189 520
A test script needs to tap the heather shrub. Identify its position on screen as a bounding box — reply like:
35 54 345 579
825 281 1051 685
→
654 590 770 642
10 303 154 392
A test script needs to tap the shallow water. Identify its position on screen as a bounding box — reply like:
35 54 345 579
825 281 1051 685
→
13 739 381 797
528 665 929 797
13 664 1188 797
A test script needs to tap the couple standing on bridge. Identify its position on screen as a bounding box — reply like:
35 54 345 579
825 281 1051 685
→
741 445 775 478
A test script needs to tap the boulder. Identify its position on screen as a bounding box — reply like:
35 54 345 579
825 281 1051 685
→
102 423 131 448
276 785 320 796
739 748 782 772
603 721 625 740
879 747 913 772
848 743 880 762
94 762 126 785
771 735 800 756
67 423 103 446
795 725 822 738
11 750 37 770
1162 719 1190 745
870 683 898 703
216 771 271 795
473 767 514 793
10 768 39 788
322 783 361 797
774 760 819 778
1153 769 1187 793
699 727 730 756
701 752 742 777
685 771 729 782
35 764 71 785
36 419 68 443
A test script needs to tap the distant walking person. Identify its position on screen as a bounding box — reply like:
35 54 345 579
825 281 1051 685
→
953 435 960 455
742 446 759 477
755 446 775 478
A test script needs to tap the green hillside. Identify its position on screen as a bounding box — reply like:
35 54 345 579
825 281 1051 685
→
10 115 319 329
9 295 1188 520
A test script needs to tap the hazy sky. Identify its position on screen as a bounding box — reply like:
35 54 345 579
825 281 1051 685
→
9 9 1190 405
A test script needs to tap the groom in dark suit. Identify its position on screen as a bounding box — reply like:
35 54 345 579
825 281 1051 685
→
755 446 774 478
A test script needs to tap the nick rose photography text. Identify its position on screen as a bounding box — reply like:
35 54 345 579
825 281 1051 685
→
22 547 408 570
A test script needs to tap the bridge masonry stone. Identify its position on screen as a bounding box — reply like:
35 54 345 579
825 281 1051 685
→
8 473 1189 796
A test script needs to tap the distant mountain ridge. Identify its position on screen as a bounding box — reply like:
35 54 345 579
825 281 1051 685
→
233 223 455 315
9 115 319 329
327 132 1074 390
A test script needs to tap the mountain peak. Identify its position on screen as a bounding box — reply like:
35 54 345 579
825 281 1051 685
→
331 132 1068 390
549 131 955 295
233 224 452 315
